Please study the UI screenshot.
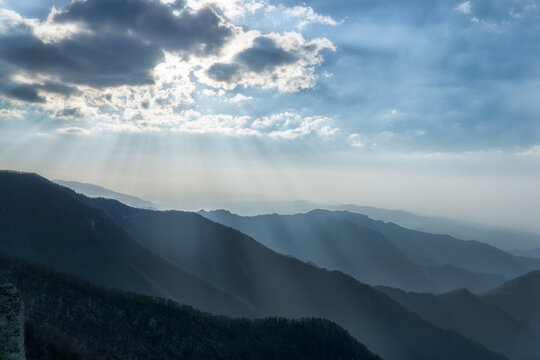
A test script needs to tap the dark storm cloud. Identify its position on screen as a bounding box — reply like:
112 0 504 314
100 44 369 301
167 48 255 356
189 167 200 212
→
57 107 82 118
0 63 42 102
0 0 233 101
207 36 313 83
207 63 241 82
235 37 298 72
0 32 160 87
54 0 230 55
4 84 45 103
39 82 80 97
0 78 79 103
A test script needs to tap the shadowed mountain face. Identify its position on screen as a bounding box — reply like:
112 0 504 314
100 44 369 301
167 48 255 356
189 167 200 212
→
199 210 508 293
0 255 381 360
0 171 255 317
87 196 507 360
377 285 540 360
481 271 540 332
200 210 432 291
0 171 510 360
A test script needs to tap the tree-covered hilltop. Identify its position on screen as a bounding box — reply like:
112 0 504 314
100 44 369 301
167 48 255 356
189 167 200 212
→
0 254 381 360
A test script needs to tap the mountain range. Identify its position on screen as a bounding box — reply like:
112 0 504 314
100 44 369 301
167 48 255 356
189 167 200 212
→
54 182 540 252
200 209 540 293
0 171 513 360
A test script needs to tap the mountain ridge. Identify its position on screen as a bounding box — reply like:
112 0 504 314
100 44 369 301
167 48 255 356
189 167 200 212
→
199 209 517 293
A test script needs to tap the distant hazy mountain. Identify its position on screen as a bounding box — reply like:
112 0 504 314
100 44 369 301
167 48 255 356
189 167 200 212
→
510 247 540 259
201 209 435 291
215 200 540 251
330 204 540 251
54 179 158 210
377 285 540 360
311 210 540 278
199 210 515 292
54 180 540 251
1 255 381 360
481 270 540 332
0 171 255 317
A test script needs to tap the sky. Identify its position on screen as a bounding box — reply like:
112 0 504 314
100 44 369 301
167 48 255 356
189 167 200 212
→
0 0 539 232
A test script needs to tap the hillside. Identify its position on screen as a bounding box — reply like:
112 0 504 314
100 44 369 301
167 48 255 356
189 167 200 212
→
0 283 25 360
378 286 540 360
0 171 256 317
0 255 380 360
481 270 540 331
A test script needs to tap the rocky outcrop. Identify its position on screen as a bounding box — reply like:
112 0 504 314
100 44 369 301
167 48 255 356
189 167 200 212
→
0 283 25 360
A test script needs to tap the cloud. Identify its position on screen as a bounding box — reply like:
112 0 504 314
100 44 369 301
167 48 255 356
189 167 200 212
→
56 107 82 118
203 32 335 92
54 0 232 55
57 126 90 135
228 93 252 102
517 144 540 156
185 0 264 19
0 0 233 91
349 134 365 148
3 83 45 103
206 63 242 82
253 112 338 139
0 0 336 140
0 31 161 87
455 1 472 15
282 5 340 28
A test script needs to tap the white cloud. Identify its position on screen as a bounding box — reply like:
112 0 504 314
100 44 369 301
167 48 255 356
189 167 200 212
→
56 127 91 135
0 107 26 119
349 133 365 148
517 145 540 156
185 0 265 19
228 93 252 102
175 111 254 135
455 1 472 15
283 5 340 28
254 112 338 139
